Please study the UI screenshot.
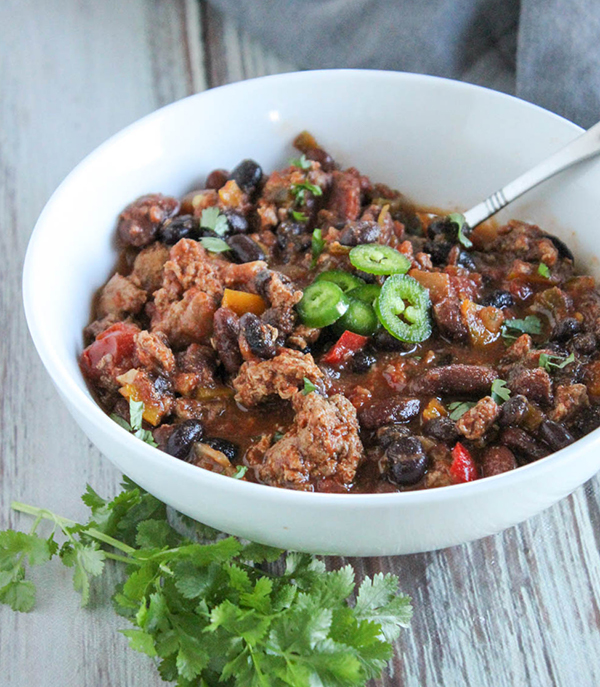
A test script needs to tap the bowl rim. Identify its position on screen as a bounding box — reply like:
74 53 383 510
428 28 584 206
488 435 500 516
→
23 67 598 508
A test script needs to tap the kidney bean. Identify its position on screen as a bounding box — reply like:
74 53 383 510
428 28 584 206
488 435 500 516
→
117 194 180 247
339 220 380 246
166 419 204 460
213 307 242 374
205 168 229 190
239 313 277 359
539 420 575 451
572 332 597 355
480 290 514 309
482 446 517 477
386 437 428 486
359 397 421 429
409 365 498 396
499 394 529 426
227 234 266 263
204 437 239 461
501 427 548 463
230 159 263 195
158 214 200 245
551 317 582 342
423 416 460 444
305 146 335 171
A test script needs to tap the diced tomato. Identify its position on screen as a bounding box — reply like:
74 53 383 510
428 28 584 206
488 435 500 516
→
80 322 139 382
450 442 479 483
322 330 368 366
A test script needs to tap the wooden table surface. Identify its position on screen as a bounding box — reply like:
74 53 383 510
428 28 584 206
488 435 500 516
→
1 2 600 685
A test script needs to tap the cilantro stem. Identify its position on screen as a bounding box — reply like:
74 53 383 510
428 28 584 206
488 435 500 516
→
11 502 138 557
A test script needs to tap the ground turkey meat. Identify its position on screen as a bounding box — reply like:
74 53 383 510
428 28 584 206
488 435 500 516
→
233 348 325 406
252 391 363 490
457 396 500 440
97 273 147 319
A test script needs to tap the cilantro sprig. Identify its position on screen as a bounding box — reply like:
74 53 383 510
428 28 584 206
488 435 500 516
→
292 181 323 205
290 154 312 170
491 378 511 404
200 206 228 236
1 480 412 686
302 377 317 395
539 351 575 372
447 213 473 249
501 315 542 340
537 263 551 279
200 236 231 253
447 401 475 421
111 398 157 447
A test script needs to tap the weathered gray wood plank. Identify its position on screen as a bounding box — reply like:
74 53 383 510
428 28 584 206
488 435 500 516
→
1 1 600 686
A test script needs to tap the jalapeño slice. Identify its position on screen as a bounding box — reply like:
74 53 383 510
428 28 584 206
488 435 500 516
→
349 244 411 275
375 274 431 343
296 281 349 328
348 284 381 304
315 270 365 293
335 298 379 336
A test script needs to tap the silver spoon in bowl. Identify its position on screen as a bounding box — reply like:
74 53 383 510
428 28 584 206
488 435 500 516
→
461 119 600 230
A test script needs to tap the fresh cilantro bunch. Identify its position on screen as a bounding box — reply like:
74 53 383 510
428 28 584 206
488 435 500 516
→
1 480 412 686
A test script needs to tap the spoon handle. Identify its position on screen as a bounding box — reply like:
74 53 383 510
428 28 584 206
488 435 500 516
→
463 119 600 229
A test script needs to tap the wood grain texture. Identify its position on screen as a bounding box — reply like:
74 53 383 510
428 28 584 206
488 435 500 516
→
1 2 599 686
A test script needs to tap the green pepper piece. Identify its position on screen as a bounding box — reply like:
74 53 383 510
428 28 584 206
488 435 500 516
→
315 270 365 293
349 244 411 275
375 274 431 343
348 284 381 304
335 298 379 336
297 281 349 328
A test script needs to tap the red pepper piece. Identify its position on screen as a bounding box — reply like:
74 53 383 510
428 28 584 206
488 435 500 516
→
80 322 139 382
450 442 479 483
322 330 368 365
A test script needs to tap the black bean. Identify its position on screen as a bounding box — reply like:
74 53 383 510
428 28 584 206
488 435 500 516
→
480 290 515 309
427 216 456 241
386 437 428 486
570 405 600 438
377 424 411 449
543 233 574 262
339 220 380 246
539 420 575 451
230 159 263 195
456 251 476 271
501 427 548 463
551 317 582 342
166 420 204 460
213 307 242 374
423 416 460 443
226 234 266 263
153 376 171 395
572 332 597 355
372 329 414 352
239 313 277 359
350 349 376 374
158 214 200 245
224 210 249 235
204 437 238 461
425 240 452 266
359 397 421 429
499 394 529 427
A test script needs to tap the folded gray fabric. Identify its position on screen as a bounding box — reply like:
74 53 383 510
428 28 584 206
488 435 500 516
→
208 0 600 128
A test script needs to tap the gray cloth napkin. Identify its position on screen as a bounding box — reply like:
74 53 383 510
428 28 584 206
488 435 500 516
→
208 0 600 128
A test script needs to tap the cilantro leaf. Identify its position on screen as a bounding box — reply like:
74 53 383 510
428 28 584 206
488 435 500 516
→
110 414 132 431
200 206 228 236
302 377 317 395
291 210 308 222
290 154 312 170
447 401 475 421
311 228 325 267
502 315 542 339
491 378 511 404
538 262 551 278
539 351 575 371
447 212 473 249
292 181 323 205
128 399 144 432
200 236 231 253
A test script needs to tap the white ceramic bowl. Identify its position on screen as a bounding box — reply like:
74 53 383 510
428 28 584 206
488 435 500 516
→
23 70 600 556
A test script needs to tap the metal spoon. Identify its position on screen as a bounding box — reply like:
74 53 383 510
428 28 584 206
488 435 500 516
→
463 119 600 229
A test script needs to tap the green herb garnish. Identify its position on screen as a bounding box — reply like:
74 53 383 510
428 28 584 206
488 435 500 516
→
302 377 318 395
538 263 551 278
291 210 308 222
111 399 157 447
311 228 325 267
200 236 231 253
233 465 248 480
292 181 323 205
539 351 575 371
1 480 412 685
447 213 473 249
448 401 475 421
491 378 511 404
290 154 312 170
200 206 228 236
501 315 542 340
